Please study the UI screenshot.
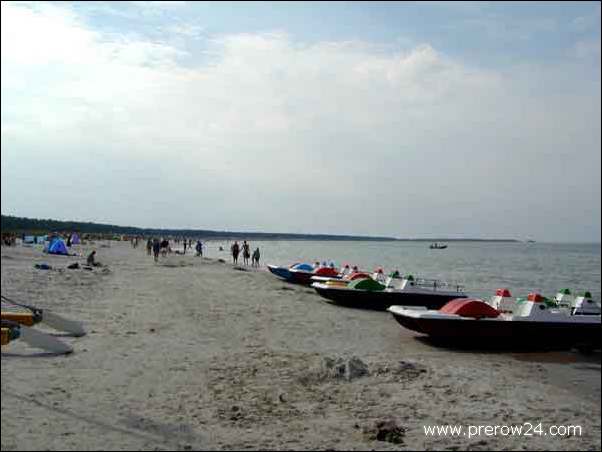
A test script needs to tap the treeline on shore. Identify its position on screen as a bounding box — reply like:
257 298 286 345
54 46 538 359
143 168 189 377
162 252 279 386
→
0 215 520 242
0 215 398 241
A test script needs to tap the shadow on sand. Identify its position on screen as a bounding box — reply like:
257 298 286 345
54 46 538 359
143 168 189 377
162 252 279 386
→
414 336 601 364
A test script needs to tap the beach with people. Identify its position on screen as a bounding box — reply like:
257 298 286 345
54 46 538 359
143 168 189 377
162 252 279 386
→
1 240 600 451
1 1 600 450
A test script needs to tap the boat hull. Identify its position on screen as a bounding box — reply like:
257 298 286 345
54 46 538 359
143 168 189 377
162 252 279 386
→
288 270 315 285
268 265 317 286
313 285 466 311
390 312 601 350
267 265 292 281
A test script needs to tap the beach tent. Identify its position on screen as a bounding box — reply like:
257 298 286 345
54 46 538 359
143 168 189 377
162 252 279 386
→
71 233 81 245
47 239 69 255
48 235 62 244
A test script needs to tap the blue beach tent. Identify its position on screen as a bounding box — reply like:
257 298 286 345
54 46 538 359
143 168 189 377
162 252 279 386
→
47 238 69 255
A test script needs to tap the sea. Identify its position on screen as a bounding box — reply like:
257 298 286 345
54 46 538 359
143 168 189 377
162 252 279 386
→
207 240 601 301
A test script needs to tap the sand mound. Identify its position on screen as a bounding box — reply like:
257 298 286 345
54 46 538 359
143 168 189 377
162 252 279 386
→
362 417 406 444
300 357 428 385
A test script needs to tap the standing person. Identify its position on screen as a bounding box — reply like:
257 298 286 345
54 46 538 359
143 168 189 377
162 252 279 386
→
152 238 161 262
231 241 240 264
160 238 169 257
146 238 153 256
242 240 251 266
252 247 260 267
195 240 203 257
183 239 188 254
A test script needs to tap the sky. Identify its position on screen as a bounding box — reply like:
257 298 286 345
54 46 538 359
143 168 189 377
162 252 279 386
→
1 1 600 241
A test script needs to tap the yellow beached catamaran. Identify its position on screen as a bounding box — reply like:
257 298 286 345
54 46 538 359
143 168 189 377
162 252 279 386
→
1 295 86 354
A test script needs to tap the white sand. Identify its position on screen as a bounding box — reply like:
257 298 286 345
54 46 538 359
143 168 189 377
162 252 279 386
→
1 242 600 450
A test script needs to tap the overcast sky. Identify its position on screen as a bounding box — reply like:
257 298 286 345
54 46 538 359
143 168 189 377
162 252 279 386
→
1 1 600 241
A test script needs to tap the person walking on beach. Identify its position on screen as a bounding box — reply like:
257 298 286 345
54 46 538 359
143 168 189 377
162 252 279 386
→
252 247 260 267
183 239 188 254
242 240 251 266
146 238 152 256
231 241 240 264
195 240 203 257
152 238 161 262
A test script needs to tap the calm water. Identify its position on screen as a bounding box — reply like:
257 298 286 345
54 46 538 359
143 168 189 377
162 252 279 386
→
206 240 601 301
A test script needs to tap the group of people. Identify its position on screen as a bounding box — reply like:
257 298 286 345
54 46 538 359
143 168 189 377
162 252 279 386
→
1 234 17 247
146 238 169 262
230 240 260 267
145 237 205 262
138 236 261 267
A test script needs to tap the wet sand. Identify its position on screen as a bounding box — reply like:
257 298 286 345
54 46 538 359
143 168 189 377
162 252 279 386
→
1 242 600 450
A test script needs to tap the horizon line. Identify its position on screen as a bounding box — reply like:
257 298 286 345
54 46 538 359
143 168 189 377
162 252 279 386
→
3 213 599 244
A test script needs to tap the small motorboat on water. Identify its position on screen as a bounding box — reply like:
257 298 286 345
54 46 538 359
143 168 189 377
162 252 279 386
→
388 290 601 350
312 274 467 311
267 262 339 285
429 243 447 250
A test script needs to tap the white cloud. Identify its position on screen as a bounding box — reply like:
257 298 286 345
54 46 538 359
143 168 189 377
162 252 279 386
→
161 23 205 39
1 2 600 240
575 39 602 59
130 1 187 7
569 2 601 32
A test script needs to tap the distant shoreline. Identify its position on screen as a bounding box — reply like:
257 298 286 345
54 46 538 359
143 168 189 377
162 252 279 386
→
1 214 521 242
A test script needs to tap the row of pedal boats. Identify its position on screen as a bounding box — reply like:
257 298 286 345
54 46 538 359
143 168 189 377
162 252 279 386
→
268 263 601 350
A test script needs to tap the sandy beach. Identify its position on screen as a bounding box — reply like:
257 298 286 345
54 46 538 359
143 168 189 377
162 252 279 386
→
1 241 600 451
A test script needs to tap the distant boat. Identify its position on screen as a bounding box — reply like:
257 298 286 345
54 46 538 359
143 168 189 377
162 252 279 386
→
526 240 536 244
429 243 447 250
